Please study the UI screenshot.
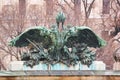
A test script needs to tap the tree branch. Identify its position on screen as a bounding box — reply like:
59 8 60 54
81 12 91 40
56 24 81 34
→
56 2 66 11
87 0 95 17
0 59 7 70
116 0 120 6
64 0 74 10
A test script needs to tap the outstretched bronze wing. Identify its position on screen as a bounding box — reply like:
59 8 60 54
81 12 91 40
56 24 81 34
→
64 26 106 48
9 26 54 49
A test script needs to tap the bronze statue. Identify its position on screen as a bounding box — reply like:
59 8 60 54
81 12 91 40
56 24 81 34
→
9 12 106 67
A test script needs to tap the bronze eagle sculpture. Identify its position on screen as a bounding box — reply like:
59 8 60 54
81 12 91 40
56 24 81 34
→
9 12 106 67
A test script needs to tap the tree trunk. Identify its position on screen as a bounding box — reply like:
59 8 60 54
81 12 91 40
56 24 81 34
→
82 0 95 26
74 0 81 25
45 0 54 27
102 0 110 14
19 0 26 16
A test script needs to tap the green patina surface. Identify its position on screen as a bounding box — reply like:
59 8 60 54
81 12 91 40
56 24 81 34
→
9 12 106 68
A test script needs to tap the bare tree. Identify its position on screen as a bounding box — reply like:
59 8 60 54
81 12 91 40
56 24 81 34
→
55 0 80 25
70 0 81 25
44 0 54 27
116 0 120 6
28 5 41 26
96 0 120 69
73 0 81 25
0 5 26 70
19 0 26 16
108 0 120 36
102 0 110 14
82 0 95 25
